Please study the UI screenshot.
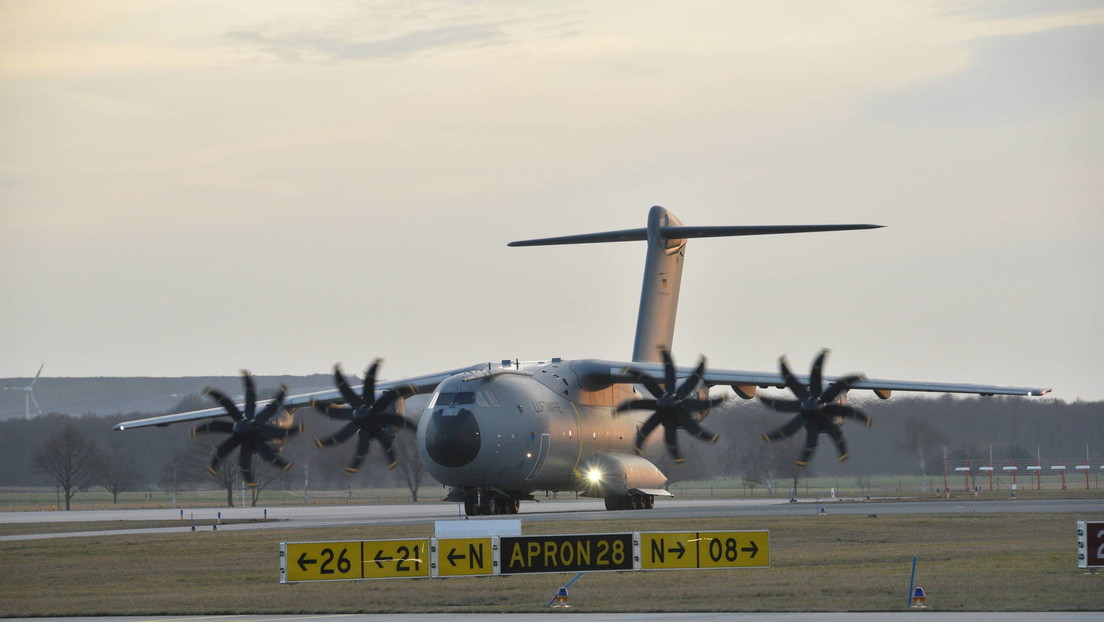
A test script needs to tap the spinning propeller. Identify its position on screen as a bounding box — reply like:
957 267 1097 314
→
759 349 871 466
313 360 417 474
616 348 725 463
191 371 300 486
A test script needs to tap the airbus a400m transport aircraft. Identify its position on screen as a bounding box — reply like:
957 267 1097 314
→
115 206 1050 515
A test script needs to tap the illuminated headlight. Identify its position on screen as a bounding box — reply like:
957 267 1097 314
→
586 468 603 484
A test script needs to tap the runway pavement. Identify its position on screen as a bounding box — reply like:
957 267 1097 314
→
2 496 1101 541
3 613 1103 622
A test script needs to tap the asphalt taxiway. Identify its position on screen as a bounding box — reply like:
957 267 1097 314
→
2 496 1101 541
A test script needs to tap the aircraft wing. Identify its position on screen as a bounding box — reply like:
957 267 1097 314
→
574 359 1051 399
113 363 487 431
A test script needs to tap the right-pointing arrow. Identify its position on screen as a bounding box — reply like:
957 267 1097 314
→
741 541 759 557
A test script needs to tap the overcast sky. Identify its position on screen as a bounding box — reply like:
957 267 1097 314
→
1 1 1101 401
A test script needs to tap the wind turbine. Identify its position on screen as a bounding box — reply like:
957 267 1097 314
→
2 363 44 418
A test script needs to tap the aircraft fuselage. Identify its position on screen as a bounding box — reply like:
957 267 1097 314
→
417 359 642 495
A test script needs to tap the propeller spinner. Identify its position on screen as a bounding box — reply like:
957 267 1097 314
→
759 349 872 467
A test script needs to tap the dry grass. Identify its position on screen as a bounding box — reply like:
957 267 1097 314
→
2 512 1102 615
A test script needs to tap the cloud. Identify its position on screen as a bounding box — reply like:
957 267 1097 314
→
864 23 1104 126
227 20 510 63
945 0 1104 20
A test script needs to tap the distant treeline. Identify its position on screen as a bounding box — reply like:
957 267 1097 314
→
2 394 1100 494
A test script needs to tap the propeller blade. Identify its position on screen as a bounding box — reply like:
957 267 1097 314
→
333 364 363 409
204 388 242 421
663 423 683 463
255 441 292 470
372 389 403 415
634 413 662 455
825 403 872 427
616 399 658 413
825 423 849 461
680 397 725 412
675 356 707 400
810 349 828 399
317 404 356 421
624 369 664 400
210 435 242 474
347 432 373 473
241 371 257 420
795 429 819 467
239 445 255 486
254 385 288 425
821 374 865 404
377 430 399 470
778 356 809 401
759 396 802 413
660 347 677 394
314 422 359 447
679 416 719 443
762 414 805 441
193 420 235 436
362 359 381 404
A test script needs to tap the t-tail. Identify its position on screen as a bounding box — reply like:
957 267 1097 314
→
509 206 882 363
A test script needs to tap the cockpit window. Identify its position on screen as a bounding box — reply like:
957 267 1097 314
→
433 391 475 407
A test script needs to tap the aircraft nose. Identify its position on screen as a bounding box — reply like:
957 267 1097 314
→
425 407 481 467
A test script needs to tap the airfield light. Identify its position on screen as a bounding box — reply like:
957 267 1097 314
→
586 468 603 484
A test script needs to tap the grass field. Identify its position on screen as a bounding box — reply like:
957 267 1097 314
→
1 512 1102 615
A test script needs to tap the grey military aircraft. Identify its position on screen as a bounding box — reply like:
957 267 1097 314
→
115 206 1050 515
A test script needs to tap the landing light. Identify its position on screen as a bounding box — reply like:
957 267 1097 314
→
586 468 603 484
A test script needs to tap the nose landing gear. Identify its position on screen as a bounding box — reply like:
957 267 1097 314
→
459 488 521 516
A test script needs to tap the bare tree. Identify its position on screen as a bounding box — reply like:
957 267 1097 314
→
101 451 142 503
899 416 948 476
32 424 105 510
392 429 425 502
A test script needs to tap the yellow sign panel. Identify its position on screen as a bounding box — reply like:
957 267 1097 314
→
640 532 698 569
283 541 363 582
362 538 431 579
435 538 494 577
640 531 769 570
696 531 769 568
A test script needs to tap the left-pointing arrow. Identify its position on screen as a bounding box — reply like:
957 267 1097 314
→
297 553 317 571
374 550 389 569
447 548 467 567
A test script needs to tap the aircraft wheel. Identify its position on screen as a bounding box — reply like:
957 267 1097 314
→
464 496 480 516
604 496 628 511
484 495 499 515
644 495 655 509
508 499 520 514
630 495 643 510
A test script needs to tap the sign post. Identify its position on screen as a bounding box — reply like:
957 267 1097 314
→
1077 521 1104 569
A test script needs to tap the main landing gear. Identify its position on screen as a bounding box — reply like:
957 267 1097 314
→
604 494 655 510
459 489 521 516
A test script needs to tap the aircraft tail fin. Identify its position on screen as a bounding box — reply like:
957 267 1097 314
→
509 206 882 363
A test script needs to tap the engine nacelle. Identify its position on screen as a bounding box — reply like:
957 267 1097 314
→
577 452 669 498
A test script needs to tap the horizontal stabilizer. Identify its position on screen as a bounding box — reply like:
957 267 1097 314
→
508 223 882 247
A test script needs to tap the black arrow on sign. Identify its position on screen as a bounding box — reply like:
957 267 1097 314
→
374 550 390 569
668 541 686 559
297 552 317 572
741 541 759 557
447 548 466 567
